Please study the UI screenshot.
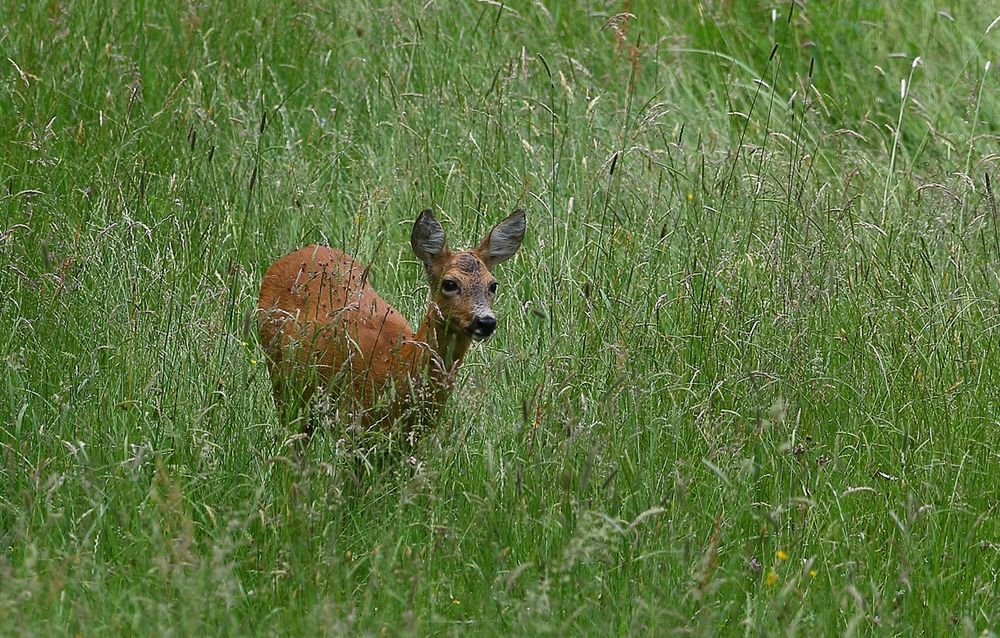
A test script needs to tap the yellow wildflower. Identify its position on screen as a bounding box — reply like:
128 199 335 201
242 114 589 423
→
766 569 778 586
775 550 789 561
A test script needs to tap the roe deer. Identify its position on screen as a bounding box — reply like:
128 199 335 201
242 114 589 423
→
257 208 526 445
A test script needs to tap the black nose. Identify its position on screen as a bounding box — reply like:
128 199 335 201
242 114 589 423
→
471 315 497 338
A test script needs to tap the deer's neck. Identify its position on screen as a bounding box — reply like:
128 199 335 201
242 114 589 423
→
402 303 472 404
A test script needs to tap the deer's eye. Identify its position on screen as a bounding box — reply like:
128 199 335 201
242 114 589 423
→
488 281 499 294
441 279 460 294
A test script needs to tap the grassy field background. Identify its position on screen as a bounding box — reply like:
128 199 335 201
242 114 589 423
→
3 1 1000 634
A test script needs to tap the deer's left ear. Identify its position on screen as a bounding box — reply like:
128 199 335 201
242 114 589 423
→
475 208 526 268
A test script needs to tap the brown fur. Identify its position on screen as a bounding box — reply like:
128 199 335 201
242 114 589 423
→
257 209 525 442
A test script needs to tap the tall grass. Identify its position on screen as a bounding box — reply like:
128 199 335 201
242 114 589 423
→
2 1 999 634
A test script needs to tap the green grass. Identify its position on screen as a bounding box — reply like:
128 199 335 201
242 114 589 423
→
2 1 1000 634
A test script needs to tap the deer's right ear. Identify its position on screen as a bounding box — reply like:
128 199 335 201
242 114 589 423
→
411 209 448 274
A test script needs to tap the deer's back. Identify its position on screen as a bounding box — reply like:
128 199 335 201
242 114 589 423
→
257 245 415 406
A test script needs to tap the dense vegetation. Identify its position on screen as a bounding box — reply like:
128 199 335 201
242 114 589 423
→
2 1 999 634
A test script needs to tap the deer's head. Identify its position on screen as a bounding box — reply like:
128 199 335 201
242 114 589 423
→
411 208 526 341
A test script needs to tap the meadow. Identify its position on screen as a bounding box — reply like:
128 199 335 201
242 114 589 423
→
2 1 1000 634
